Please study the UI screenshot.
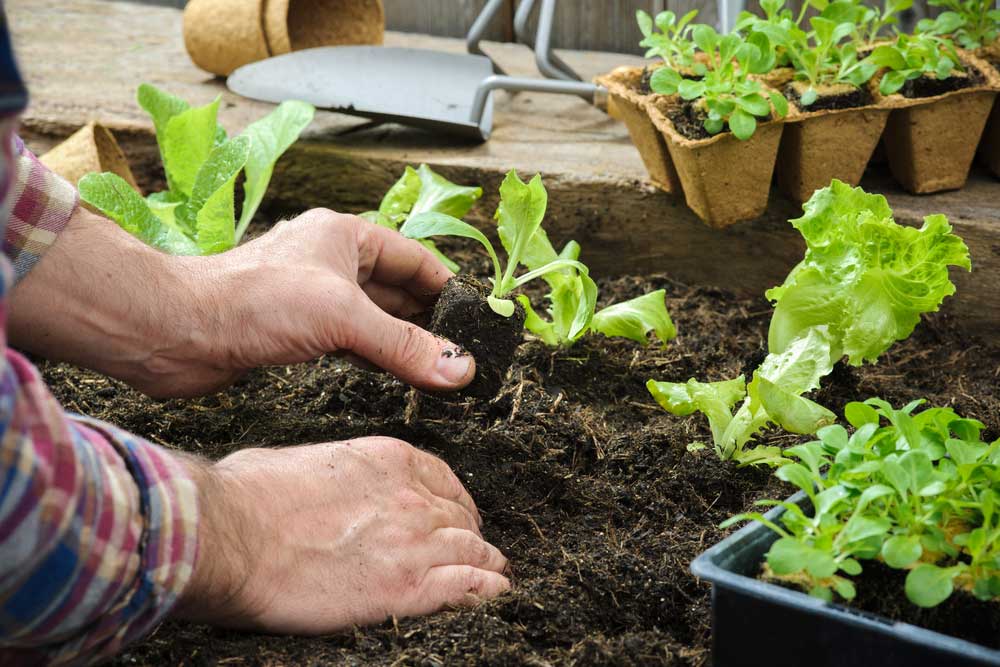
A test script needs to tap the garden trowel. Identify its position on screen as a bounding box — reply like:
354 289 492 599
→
227 0 602 141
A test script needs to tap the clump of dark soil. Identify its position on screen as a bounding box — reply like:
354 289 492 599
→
785 83 873 112
428 275 525 399
33 260 1000 666
900 66 984 98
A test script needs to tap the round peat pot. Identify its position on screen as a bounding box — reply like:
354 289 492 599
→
40 121 139 194
877 54 999 194
183 0 384 76
595 66 682 194
646 96 784 228
691 493 1000 667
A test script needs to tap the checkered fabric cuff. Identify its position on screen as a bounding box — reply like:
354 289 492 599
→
4 136 77 281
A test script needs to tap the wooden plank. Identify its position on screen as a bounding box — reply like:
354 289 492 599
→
14 0 1000 336
383 0 513 41
515 0 660 55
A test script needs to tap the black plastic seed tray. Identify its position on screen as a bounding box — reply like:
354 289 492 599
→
691 492 1000 667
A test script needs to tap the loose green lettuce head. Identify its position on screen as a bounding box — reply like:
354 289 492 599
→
79 84 315 255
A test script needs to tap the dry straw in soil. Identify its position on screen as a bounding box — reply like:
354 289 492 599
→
40 122 139 197
876 52 999 194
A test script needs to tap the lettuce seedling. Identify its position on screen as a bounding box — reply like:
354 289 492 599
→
723 399 1000 608
867 33 965 95
918 0 999 50
79 84 314 255
650 26 788 140
362 164 482 272
514 232 676 347
648 180 971 464
401 170 593 320
637 9 700 71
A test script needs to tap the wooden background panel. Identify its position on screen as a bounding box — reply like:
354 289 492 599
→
382 0 513 41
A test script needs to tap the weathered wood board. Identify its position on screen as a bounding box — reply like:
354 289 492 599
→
12 0 1000 335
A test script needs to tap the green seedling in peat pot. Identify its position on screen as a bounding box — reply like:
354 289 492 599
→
79 84 314 255
647 180 971 465
636 8 701 71
918 0 1000 50
867 32 966 95
362 164 482 272
814 0 915 48
650 25 788 140
751 14 880 106
722 398 1000 608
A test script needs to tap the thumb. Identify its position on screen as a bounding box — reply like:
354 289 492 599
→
347 294 475 392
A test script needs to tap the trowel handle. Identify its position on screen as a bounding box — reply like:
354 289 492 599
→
470 76 607 137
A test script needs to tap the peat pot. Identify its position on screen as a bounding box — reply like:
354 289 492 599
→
646 96 784 228
771 74 891 203
877 53 999 194
595 66 681 194
691 493 1000 667
183 0 384 76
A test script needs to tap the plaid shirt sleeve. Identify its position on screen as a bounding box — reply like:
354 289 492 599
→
0 132 201 664
3 136 77 281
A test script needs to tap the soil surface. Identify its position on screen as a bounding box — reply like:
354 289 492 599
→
426 275 525 400
665 102 773 141
785 83 873 112
900 65 984 98
35 246 1000 666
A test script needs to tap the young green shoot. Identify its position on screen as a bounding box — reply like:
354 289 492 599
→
918 0 999 50
636 9 700 71
867 32 965 95
79 84 314 255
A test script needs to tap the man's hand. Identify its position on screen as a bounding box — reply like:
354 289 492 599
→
9 207 474 398
175 437 510 632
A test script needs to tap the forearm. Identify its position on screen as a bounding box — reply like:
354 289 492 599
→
7 206 216 396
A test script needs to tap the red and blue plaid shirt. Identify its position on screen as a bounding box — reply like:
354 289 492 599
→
0 16 199 667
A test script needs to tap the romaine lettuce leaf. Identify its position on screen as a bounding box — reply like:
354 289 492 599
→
162 97 221 198
175 135 251 254
236 100 315 241
647 376 747 447
592 290 676 346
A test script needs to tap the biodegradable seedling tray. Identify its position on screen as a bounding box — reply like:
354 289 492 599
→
646 96 785 228
691 493 1000 667
767 70 891 203
595 67 681 194
876 53 999 194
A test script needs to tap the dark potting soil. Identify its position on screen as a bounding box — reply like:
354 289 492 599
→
785 83 873 112
33 255 1000 666
900 66 985 99
665 102 773 141
638 66 701 96
426 275 525 400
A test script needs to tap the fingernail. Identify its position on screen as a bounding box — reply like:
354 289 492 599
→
435 345 474 386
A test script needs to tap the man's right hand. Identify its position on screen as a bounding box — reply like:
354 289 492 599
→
173 437 509 633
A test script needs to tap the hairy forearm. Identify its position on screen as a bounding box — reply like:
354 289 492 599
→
7 206 215 396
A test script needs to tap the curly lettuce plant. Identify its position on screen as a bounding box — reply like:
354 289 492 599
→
918 0 999 50
648 180 971 465
650 26 788 140
362 164 482 272
867 32 965 95
636 8 700 71
79 84 314 255
723 398 1000 608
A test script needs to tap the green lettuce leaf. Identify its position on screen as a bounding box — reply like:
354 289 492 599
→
162 97 221 198
175 135 251 254
592 290 676 346
494 171 548 294
767 180 971 365
647 376 747 447
79 172 200 255
235 100 315 241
